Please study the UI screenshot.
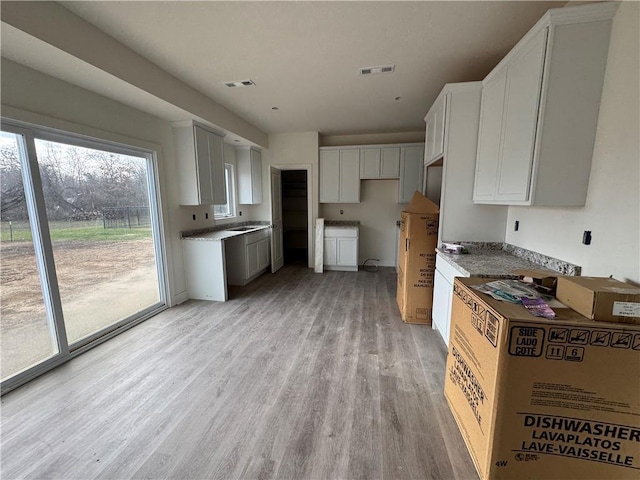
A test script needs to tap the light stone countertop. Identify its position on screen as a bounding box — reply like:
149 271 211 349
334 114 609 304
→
436 248 558 278
182 224 270 242
324 220 360 226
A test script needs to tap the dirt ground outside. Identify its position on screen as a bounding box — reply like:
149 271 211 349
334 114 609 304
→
1 237 161 380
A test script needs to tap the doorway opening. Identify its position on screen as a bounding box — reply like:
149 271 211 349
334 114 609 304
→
281 170 308 265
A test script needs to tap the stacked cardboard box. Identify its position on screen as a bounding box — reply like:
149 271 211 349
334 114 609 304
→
445 277 640 480
396 192 439 324
556 276 640 324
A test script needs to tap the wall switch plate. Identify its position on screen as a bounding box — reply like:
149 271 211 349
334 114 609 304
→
192 214 196 221
205 213 209 219
514 220 519 231
583 230 592 245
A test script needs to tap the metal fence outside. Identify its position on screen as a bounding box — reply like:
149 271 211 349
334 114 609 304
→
102 206 151 229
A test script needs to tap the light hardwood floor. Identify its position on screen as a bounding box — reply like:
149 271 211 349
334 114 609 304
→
1 266 478 480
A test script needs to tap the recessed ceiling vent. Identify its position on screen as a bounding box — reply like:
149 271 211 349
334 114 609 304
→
223 79 256 88
359 64 395 76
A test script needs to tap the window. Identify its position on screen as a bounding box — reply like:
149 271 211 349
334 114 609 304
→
214 163 236 219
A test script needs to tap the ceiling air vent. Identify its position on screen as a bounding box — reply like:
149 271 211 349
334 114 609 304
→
223 79 256 88
359 64 395 76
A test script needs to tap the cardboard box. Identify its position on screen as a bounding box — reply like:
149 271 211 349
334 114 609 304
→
556 276 640 325
396 191 439 324
445 277 640 480
512 268 558 294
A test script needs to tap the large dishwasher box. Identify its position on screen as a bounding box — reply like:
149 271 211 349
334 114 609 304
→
397 191 439 324
445 277 640 480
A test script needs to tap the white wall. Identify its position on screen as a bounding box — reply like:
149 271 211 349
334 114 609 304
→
320 180 404 266
505 1 640 283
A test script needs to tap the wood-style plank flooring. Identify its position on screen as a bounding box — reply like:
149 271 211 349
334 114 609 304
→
1 266 477 480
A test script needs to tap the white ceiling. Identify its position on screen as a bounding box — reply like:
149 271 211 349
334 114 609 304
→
6 1 567 137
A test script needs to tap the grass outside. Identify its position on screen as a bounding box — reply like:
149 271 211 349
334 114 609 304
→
1 221 152 243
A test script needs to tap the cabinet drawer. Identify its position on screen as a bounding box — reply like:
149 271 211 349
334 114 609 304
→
324 226 358 238
245 228 270 244
435 253 468 284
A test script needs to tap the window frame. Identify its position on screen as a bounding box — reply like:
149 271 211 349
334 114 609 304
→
213 163 237 220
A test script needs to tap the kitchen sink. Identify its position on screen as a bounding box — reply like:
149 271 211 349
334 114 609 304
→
226 226 259 232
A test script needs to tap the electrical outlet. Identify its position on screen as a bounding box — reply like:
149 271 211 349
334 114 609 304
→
192 214 196 221
205 212 209 220
582 230 592 245
239 211 242 216
340 209 344 215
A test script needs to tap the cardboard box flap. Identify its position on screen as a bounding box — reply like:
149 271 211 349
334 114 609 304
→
512 269 557 280
403 191 439 214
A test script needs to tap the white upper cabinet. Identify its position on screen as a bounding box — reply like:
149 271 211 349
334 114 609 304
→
423 82 508 245
380 148 401 178
173 122 226 206
237 147 262 204
474 68 507 202
473 2 618 206
398 145 425 203
320 143 424 204
424 94 447 164
360 148 381 179
319 148 360 203
338 149 360 203
360 147 400 179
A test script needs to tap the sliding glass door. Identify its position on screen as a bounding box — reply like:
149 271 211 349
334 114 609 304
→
0 123 166 387
34 138 162 345
0 132 58 379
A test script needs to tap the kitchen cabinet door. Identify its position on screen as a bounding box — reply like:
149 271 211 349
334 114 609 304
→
339 149 360 203
194 126 215 205
474 67 507 202
246 241 260 279
433 269 453 346
174 123 226 205
360 148 381 179
380 148 400 178
257 238 270 271
425 119 435 165
319 150 340 203
430 97 447 163
237 147 262 204
398 146 424 203
323 237 337 266
496 28 547 202
336 238 358 267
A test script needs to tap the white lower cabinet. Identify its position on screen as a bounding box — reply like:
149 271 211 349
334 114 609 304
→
433 269 453 346
183 239 228 302
323 226 358 272
433 254 469 346
226 229 271 286
246 236 270 279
